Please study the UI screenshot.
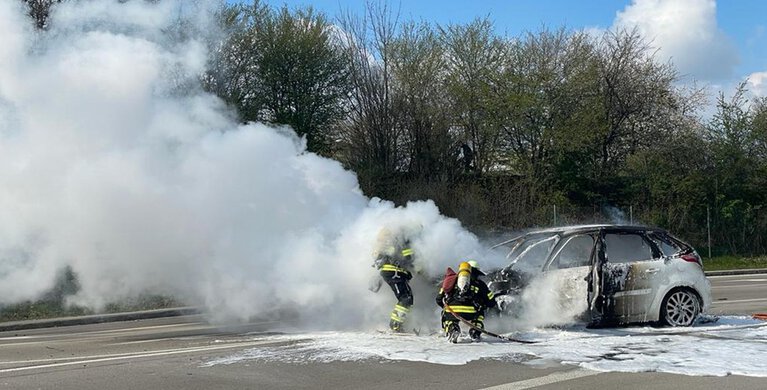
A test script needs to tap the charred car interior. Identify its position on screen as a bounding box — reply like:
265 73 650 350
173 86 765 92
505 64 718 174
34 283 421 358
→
487 225 712 327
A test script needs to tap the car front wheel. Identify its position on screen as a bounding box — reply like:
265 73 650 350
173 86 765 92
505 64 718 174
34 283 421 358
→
661 288 700 327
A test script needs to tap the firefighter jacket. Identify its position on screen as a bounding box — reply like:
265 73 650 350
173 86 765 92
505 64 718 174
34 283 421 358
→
375 244 414 280
436 277 496 314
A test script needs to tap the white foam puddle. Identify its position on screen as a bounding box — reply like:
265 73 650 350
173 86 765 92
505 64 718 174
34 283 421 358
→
203 316 767 377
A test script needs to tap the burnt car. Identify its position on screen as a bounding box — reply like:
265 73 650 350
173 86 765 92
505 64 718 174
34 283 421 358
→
487 225 711 327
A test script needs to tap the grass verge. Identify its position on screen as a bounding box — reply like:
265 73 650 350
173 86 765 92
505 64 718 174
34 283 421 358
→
703 256 767 271
0 295 179 323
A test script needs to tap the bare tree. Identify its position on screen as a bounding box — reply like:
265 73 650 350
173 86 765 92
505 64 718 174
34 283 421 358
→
390 21 458 179
21 0 64 29
440 18 506 174
593 28 677 178
335 1 403 176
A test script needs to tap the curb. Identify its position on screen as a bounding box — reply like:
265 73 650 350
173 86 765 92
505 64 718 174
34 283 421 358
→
0 307 199 333
704 269 767 276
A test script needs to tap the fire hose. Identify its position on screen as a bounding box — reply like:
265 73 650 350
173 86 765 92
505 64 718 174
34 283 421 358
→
442 298 536 344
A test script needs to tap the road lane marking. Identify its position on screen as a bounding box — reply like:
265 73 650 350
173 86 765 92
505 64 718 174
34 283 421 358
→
0 322 206 340
0 339 287 373
0 349 181 365
708 275 767 280
479 369 600 390
712 283 767 289
713 279 767 284
0 323 214 347
0 339 260 365
110 338 175 345
92 323 208 333
713 297 767 304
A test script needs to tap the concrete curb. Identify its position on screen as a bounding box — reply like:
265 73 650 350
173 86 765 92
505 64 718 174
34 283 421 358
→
0 307 199 333
704 269 767 276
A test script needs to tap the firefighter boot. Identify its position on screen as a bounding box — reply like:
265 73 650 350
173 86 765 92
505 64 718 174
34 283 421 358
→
470 319 484 342
446 323 460 343
469 328 482 342
389 318 402 332
389 305 409 332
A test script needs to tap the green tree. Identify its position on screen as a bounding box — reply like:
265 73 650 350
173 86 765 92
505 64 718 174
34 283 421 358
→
204 2 349 155
494 28 598 181
706 83 767 254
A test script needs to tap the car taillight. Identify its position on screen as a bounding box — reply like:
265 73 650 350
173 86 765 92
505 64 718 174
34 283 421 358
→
680 253 702 266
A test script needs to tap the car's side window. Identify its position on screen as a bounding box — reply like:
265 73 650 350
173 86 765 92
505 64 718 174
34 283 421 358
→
551 234 594 269
605 233 655 263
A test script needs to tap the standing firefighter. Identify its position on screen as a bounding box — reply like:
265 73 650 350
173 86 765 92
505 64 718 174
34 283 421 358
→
373 228 415 332
437 261 496 342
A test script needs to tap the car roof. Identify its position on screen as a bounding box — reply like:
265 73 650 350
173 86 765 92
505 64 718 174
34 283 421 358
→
527 224 666 235
492 224 668 248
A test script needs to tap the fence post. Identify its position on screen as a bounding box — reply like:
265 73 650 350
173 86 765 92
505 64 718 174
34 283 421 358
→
553 205 557 226
707 205 712 258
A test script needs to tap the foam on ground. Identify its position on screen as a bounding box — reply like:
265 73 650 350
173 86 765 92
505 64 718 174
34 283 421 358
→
203 316 767 377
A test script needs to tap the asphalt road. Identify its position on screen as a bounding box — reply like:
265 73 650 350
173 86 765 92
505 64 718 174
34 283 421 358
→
708 273 767 315
1 274 766 390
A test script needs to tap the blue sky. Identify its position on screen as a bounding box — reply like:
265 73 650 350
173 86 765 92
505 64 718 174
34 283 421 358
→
235 0 767 97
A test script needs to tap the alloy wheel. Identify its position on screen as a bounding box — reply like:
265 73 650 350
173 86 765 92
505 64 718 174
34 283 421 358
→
663 290 700 327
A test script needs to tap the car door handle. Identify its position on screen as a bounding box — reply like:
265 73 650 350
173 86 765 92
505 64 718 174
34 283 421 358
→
645 268 659 274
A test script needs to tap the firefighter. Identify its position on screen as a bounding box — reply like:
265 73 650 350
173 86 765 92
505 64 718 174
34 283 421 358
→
437 261 496 342
467 260 495 339
373 228 415 332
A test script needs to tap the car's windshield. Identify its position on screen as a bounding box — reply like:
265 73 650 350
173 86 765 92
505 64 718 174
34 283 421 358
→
505 233 559 274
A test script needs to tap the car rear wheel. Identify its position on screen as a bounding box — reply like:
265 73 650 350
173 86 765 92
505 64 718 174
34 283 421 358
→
661 288 700 327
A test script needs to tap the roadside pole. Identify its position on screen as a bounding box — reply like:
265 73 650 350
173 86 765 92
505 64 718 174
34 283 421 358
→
707 205 712 258
553 205 557 226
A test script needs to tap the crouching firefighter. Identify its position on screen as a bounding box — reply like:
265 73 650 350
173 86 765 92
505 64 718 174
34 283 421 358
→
437 261 496 343
373 229 415 332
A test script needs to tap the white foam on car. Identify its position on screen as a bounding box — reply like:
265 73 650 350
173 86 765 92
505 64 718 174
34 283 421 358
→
203 316 767 377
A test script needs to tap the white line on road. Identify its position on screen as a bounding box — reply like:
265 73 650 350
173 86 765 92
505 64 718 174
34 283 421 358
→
478 369 600 390
0 336 34 341
712 283 767 289
0 323 212 347
92 323 209 333
713 297 767 304
0 339 285 374
109 338 179 346
708 275 767 280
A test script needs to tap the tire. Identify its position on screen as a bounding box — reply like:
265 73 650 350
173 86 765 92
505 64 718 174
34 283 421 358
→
660 288 700 327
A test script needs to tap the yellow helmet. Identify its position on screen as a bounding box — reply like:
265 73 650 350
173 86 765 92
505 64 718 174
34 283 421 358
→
458 261 471 273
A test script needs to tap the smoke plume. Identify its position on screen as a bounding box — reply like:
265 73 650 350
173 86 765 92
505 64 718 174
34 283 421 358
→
0 0 497 330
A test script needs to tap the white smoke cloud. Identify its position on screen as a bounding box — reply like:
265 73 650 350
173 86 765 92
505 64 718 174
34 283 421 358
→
0 0 488 330
748 71 767 97
613 0 738 82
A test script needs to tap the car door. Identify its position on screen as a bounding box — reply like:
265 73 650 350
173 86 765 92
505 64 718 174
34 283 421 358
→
543 233 596 319
597 231 662 323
